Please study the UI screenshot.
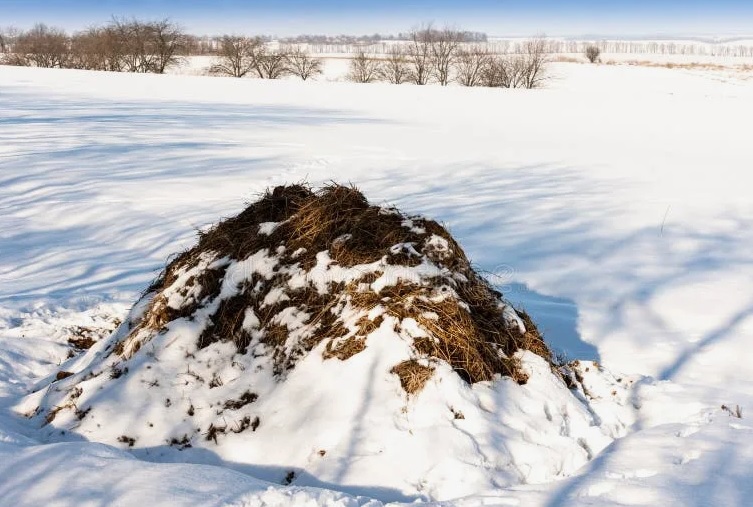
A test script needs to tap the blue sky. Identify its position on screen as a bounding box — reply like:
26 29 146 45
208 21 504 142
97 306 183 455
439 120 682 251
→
1 1 752 36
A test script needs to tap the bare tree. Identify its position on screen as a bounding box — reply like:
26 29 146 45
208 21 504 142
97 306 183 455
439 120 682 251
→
255 47 290 79
98 25 127 71
69 28 107 70
479 58 497 87
519 37 550 89
378 45 412 84
68 25 128 71
69 21 162 72
285 48 322 80
585 44 601 63
111 19 136 70
151 19 187 73
480 55 523 88
478 38 549 89
347 50 381 83
14 24 70 68
480 56 506 87
111 18 159 73
406 24 433 85
505 56 528 88
455 46 492 86
209 36 262 77
431 27 462 86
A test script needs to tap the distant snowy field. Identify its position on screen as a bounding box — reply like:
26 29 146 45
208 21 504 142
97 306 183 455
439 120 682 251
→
172 51 753 81
1 61 752 506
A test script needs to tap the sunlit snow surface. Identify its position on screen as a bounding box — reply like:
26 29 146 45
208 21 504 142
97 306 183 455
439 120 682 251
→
1 62 752 506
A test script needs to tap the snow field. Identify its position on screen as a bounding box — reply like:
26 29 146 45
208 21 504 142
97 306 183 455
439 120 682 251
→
0 60 752 505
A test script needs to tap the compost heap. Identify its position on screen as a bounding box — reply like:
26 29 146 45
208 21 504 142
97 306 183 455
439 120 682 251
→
23 184 631 501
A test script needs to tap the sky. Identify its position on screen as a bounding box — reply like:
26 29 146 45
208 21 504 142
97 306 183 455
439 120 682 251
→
1 0 752 37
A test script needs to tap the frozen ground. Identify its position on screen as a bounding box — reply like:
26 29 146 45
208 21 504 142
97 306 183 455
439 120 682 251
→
0 62 752 505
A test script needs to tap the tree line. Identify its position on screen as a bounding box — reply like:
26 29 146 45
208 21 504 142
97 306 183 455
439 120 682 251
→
0 20 188 72
346 26 550 89
206 27 550 88
207 36 324 80
0 21 329 80
0 21 551 88
279 31 488 44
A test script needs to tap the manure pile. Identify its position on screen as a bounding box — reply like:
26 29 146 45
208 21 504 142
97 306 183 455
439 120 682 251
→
117 184 549 390
21 184 610 501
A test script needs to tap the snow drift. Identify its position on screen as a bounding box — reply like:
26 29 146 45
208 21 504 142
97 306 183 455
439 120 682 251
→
19 184 631 501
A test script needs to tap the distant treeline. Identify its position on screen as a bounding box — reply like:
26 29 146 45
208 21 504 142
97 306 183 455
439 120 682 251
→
0 20 553 89
304 39 753 58
279 31 488 44
205 26 550 88
2 19 752 87
557 39 753 57
0 22 487 62
0 20 494 76
2 20 753 70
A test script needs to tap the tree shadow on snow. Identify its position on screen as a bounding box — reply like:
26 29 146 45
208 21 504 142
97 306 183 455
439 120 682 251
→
0 91 391 305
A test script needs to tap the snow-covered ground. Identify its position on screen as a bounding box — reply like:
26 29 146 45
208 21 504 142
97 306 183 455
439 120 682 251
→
1 61 752 505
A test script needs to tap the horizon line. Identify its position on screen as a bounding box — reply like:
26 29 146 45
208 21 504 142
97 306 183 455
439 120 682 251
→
3 19 753 42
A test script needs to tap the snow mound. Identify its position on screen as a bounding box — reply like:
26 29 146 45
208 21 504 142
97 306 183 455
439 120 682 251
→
18 184 631 501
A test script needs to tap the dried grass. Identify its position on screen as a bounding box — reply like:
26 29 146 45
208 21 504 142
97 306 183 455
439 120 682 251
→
391 360 435 394
112 183 552 393
605 59 751 73
323 336 367 360
552 55 583 64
